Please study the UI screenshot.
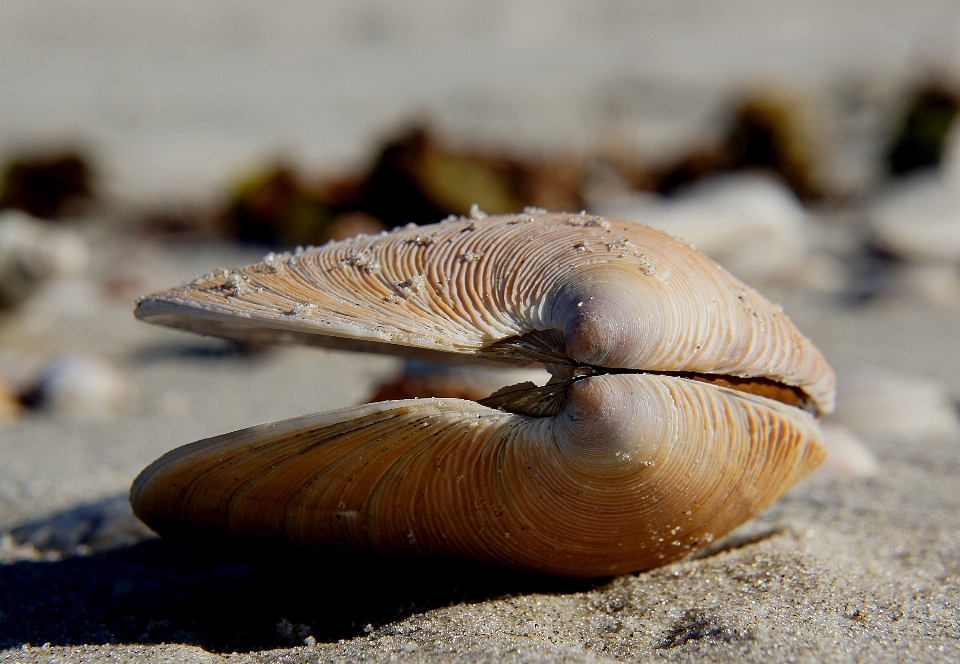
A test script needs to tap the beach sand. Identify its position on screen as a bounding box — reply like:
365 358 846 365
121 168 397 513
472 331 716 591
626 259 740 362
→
2 2 960 661
0 228 957 663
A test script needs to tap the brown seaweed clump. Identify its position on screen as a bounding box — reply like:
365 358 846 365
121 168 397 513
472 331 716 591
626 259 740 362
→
207 127 587 246
886 83 960 177
0 152 95 219
223 166 349 245
349 127 584 227
632 91 822 202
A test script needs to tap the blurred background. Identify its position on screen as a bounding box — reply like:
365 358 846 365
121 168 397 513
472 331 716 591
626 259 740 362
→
3 0 960 603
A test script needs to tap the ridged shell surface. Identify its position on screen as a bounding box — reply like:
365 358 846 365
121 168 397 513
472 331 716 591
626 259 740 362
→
131 373 825 577
135 212 834 412
132 211 835 576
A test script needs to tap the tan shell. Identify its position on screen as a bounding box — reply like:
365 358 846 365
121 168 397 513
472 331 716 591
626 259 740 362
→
131 211 834 577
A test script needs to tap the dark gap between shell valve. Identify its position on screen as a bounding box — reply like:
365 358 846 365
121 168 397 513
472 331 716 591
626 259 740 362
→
477 366 816 419
480 329 816 417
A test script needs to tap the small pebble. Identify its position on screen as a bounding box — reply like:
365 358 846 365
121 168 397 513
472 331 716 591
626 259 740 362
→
0 209 89 308
29 355 130 417
827 367 960 442
589 173 811 286
807 423 879 483
870 172 960 263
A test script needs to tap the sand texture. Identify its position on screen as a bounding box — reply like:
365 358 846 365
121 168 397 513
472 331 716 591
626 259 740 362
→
0 226 956 663
2 2 960 661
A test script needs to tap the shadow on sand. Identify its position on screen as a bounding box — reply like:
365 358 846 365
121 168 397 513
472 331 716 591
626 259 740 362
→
0 499 597 652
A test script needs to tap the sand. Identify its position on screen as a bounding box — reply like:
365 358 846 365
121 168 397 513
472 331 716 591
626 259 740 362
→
2 2 960 661
0 225 956 663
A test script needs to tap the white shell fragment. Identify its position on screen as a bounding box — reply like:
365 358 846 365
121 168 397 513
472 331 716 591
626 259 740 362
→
34 355 130 417
828 367 960 442
590 174 810 285
894 263 960 310
0 209 89 308
869 173 960 308
870 173 960 264
131 212 835 577
806 423 879 484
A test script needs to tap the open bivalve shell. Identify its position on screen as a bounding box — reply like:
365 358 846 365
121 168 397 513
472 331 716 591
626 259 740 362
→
131 211 834 577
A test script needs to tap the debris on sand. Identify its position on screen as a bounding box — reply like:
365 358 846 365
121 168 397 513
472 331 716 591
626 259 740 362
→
886 83 960 177
143 127 585 245
21 355 131 417
0 151 96 219
613 90 823 203
0 209 89 310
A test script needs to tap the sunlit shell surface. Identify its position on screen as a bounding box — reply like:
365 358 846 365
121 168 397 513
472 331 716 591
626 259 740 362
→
131 211 835 577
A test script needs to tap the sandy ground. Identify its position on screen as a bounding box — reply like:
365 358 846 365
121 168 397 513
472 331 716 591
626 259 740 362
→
0 223 957 663
1 2 960 662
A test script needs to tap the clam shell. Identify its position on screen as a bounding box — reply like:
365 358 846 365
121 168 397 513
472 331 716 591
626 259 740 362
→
132 373 824 577
135 212 834 412
131 211 835 576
